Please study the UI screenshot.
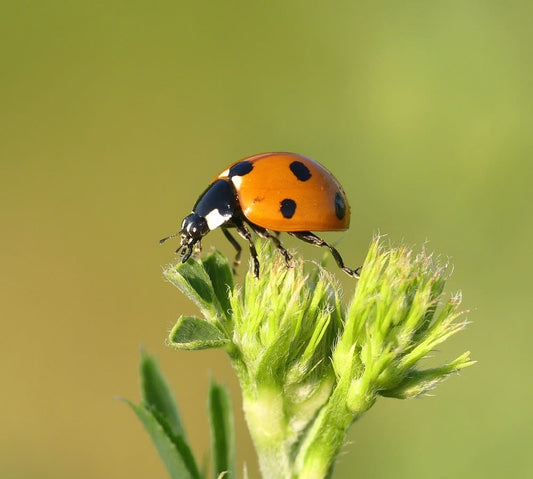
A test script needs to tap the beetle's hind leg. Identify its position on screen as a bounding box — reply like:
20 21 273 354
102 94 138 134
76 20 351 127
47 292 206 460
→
251 225 293 268
222 227 242 275
289 231 360 277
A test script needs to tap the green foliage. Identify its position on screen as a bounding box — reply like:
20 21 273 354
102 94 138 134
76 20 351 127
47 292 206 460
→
169 316 230 350
124 352 235 479
139 350 186 438
132 236 473 479
208 379 236 479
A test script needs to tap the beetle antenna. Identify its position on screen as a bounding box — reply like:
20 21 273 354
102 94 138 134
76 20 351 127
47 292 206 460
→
159 232 180 244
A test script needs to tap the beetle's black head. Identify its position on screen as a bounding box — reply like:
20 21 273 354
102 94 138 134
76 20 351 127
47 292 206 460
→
176 213 209 262
159 213 210 263
160 179 237 264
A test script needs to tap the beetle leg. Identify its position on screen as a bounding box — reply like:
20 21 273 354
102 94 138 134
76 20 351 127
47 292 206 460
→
251 225 292 268
289 231 360 277
192 239 202 255
222 227 242 274
181 244 193 263
180 239 200 263
234 221 260 278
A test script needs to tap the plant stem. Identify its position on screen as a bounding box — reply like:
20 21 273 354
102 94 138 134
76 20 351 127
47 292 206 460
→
242 388 293 479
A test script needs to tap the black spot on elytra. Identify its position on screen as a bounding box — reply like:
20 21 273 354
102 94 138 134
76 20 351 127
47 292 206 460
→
289 160 312 181
229 161 253 177
334 192 346 220
280 198 297 219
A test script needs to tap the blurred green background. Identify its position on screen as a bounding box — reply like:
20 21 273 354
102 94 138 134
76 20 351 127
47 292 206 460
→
1 1 531 478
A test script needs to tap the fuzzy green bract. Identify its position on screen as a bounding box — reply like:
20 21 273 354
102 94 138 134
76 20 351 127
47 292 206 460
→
155 237 473 479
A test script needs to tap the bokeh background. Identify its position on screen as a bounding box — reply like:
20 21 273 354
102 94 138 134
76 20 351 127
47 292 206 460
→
1 1 531 478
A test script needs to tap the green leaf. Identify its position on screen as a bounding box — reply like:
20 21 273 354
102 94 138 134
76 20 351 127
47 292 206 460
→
202 251 234 321
140 350 185 439
169 316 230 350
381 352 476 399
164 260 220 320
208 379 235 479
124 400 198 479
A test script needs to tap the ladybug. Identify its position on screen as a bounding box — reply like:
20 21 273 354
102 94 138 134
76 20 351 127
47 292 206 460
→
160 152 358 277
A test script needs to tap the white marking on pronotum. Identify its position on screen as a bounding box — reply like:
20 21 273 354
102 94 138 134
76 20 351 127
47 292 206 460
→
219 168 230 177
232 176 243 190
205 208 232 230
